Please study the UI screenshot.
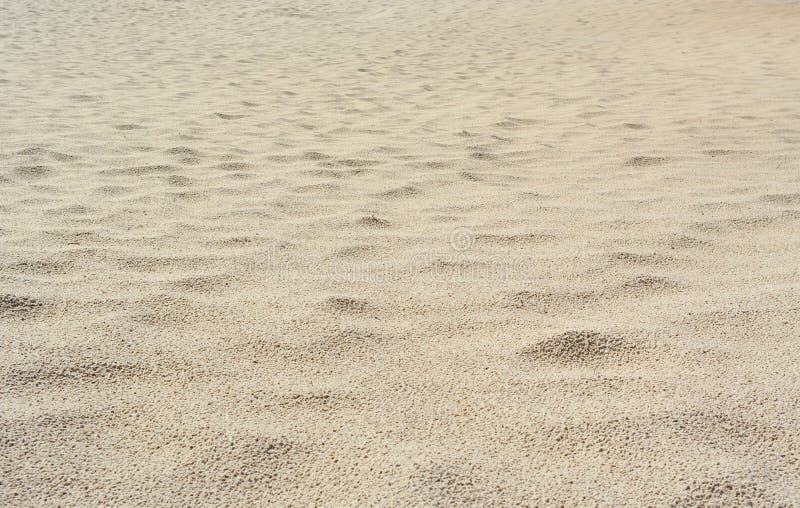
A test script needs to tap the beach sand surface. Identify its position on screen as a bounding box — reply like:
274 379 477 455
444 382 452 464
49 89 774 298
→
2 0 800 505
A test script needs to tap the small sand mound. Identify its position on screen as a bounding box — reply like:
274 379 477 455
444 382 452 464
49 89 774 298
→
334 244 375 258
274 390 357 411
162 431 311 500
165 175 193 186
520 330 638 365
14 165 52 178
666 234 708 249
54 204 93 215
5 361 146 389
171 275 231 292
95 185 131 195
0 294 45 318
761 193 800 205
356 215 390 228
412 463 503 506
470 152 497 160
620 275 678 291
16 147 76 161
673 478 778 506
624 156 667 167
302 151 330 160
380 185 420 198
165 146 201 157
216 161 251 171
703 149 746 157
113 123 142 130
8 258 75 276
323 296 370 313
111 164 176 176
459 171 483 181
17 146 51 156
293 183 339 193
609 252 671 264
214 112 246 120
335 158 376 168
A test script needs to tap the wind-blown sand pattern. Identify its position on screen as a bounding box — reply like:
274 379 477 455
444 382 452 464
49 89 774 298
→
2 0 800 505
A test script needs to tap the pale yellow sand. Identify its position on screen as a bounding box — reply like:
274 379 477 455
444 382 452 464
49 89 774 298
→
2 0 800 505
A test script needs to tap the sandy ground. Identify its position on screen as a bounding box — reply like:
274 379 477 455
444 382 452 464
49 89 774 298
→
2 0 800 505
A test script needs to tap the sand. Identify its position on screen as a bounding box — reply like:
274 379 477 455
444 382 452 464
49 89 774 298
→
2 0 800 505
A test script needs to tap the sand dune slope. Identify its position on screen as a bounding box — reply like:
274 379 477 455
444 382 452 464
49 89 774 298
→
2 0 800 505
